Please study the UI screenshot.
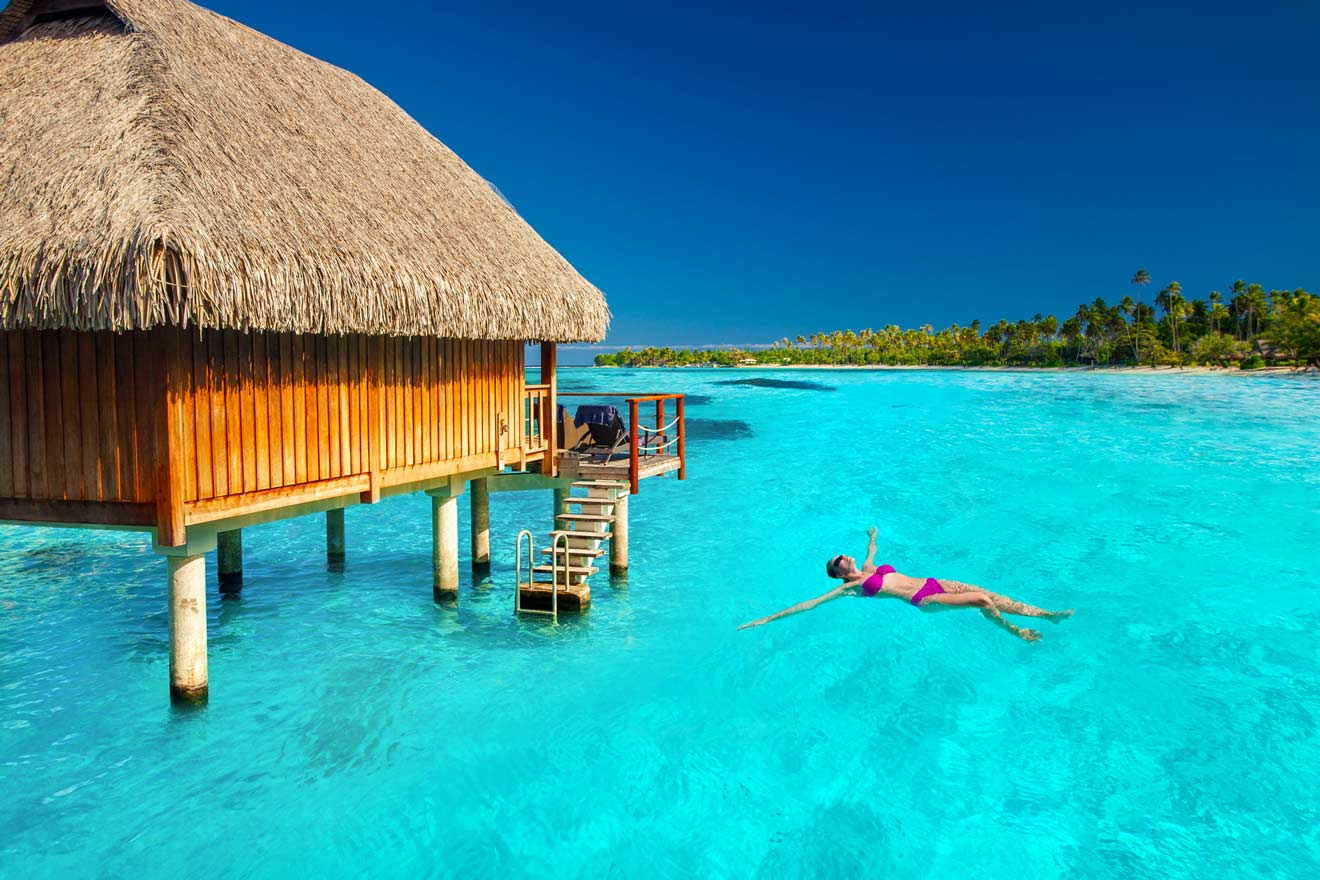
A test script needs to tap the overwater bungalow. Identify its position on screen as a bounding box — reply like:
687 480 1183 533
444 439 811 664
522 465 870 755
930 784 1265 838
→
0 0 685 703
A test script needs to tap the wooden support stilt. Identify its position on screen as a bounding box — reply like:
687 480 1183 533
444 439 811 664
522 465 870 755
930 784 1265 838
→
541 342 557 477
431 492 460 602
326 508 345 568
470 478 490 569
609 492 629 572
168 553 208 705
217 529 242 594
553 486 568 520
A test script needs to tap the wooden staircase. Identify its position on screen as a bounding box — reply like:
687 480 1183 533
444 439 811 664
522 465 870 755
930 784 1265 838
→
516 480 629 618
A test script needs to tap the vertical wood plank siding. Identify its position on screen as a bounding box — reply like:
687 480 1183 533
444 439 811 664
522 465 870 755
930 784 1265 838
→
0 331 524 520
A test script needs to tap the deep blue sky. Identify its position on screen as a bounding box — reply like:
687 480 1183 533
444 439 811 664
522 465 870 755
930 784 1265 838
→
212 2 1316 344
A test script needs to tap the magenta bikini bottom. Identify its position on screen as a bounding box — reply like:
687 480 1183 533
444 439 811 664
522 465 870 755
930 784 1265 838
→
910 578 945 607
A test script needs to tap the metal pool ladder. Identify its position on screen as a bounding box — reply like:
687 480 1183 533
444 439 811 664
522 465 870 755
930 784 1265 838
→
515 529 569 621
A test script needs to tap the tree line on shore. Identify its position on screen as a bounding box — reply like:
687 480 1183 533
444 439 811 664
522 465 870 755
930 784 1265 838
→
595 270 1320 369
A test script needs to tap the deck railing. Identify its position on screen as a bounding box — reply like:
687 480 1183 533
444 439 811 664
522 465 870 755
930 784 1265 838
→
524 383 551 455
558 393 686 494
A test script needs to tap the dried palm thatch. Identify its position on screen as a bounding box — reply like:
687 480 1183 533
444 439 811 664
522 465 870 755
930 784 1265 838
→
0 0 609 341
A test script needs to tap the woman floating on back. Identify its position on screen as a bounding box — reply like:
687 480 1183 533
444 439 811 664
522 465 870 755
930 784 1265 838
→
738 526 1072 641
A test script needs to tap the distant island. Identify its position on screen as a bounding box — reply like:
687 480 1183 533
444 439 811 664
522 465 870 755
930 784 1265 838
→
596 272 1319 370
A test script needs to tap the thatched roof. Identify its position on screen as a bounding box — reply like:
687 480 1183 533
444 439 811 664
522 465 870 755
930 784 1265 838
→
0 0 609 341
1253 339 1286 360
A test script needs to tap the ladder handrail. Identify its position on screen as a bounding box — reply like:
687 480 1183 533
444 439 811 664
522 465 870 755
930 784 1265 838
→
515 529 534 616
549 532 568 621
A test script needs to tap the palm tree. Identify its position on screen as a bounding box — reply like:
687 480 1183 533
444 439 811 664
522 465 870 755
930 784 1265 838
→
1210 302 1230 336
1061 316 1082 361
1267 291 1320 363
1042 314 1058 336
1131 269 1151 363
1187 298 1209 340
1208 291 1222 333
1120 296 1137 361
1229 279 1247 339
1156 281 1185 353
1245 283 1267 339
1073 304 1093 363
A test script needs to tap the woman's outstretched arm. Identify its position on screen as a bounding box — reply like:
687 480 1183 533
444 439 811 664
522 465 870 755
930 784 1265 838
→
738 585 852 630
862 526 878 569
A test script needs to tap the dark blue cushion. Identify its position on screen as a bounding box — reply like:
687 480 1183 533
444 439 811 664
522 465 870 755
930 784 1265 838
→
573 404 619 428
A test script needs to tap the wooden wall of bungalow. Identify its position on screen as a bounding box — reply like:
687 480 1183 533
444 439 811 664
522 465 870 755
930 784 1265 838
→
0 328 539 545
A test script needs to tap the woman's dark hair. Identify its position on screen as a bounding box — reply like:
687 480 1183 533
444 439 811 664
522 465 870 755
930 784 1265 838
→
825 555 843 578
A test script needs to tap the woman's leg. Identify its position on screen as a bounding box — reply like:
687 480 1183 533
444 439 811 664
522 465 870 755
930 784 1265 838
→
938 580 1072 621
921 591 1041 642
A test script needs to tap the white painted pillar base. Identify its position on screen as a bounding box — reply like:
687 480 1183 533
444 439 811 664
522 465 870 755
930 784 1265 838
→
610 493 629 573
432 493 460 602
470 478 490 569
326 508 346 569
217 529 242 594
168 553 208 704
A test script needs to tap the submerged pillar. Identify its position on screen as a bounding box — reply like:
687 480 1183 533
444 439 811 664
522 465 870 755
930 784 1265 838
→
431 492 460 602
217 529 242 594
553 487 569 521
610 492 629 572
326 508 346 568
168 553 208 704
470 478 490 569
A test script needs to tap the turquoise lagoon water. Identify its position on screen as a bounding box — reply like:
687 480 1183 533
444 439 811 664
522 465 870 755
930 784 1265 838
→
3 368 1320 878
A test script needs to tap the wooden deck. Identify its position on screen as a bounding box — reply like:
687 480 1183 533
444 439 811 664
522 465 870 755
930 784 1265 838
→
556 452 682 484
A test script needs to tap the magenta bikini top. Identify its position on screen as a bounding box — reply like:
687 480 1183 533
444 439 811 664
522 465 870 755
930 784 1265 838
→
861 564 894 597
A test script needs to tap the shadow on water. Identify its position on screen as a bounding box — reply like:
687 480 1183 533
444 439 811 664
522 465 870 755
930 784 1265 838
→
416 583 603 646
713 377 835 391
217 593 244 620
18 543 90 570
168 699 208 719
684 418 754 441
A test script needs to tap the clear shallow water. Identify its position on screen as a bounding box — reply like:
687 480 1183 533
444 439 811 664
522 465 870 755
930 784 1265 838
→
4 369 1320 878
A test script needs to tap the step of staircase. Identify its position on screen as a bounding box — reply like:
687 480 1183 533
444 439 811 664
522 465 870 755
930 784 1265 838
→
555 512 615 524
547 530 609 548
532 563 599 577
571 480 629 490
540 546 606 559
565 496 615 508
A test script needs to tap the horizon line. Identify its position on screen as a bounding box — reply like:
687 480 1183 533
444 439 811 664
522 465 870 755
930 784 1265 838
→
557 343 778 351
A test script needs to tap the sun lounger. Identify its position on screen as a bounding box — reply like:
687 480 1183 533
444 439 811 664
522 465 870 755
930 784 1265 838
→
573 405 631 462
557 404 592 452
